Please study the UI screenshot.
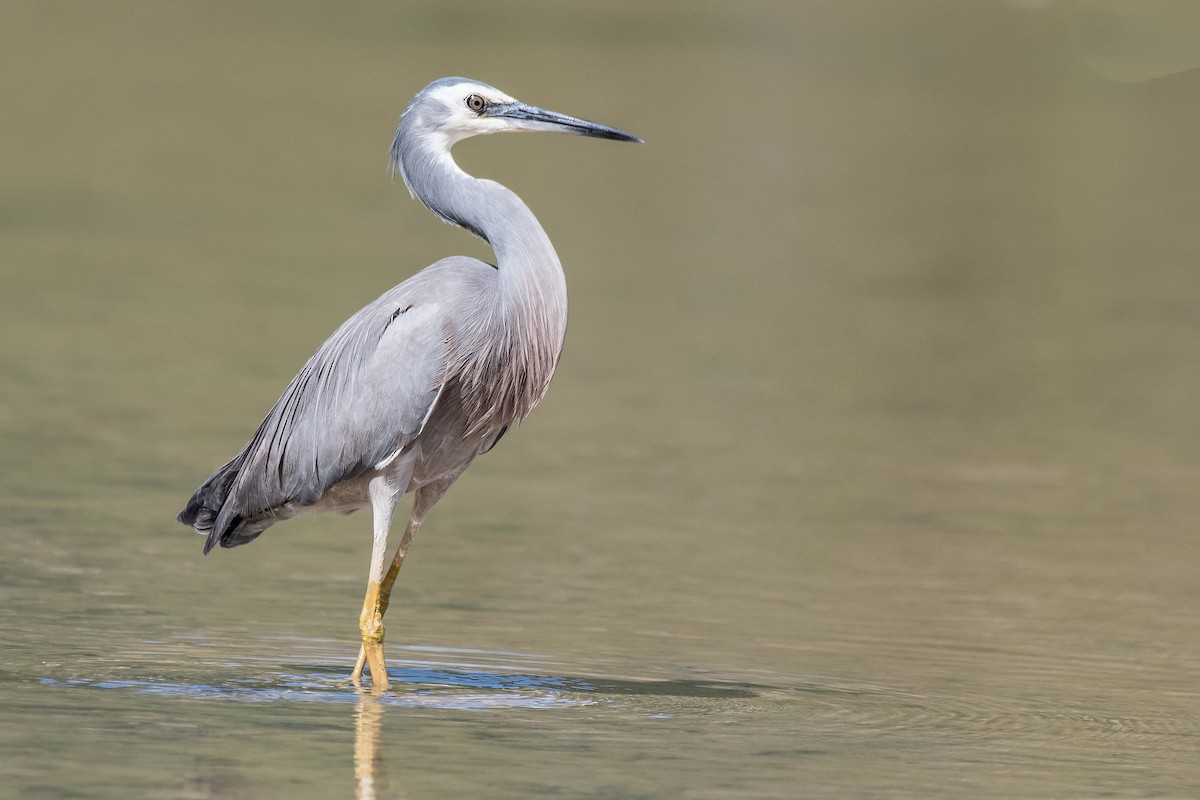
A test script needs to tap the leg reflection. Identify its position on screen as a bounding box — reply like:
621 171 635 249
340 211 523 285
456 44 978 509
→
354 694 387 800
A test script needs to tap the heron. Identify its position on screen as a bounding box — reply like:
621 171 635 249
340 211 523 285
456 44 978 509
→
178 77 639 690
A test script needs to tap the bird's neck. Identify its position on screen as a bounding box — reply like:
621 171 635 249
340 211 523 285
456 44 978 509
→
400 142 569 428
405 144 568 326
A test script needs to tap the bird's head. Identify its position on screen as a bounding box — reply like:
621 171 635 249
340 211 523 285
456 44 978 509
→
390 77 640 185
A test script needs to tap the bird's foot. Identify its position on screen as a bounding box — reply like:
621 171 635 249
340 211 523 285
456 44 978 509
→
352 589 389 691
351 641 389 692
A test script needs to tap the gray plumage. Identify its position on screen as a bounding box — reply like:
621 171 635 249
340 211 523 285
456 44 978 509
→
177 77 639 688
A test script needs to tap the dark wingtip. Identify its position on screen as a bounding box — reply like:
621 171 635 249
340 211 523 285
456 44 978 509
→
202 512 241 555
201 517 220 555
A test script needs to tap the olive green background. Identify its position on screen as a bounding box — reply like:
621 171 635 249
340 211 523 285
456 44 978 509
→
2 2 1200 797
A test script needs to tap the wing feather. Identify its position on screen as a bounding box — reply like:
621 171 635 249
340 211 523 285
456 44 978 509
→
206 288 451 550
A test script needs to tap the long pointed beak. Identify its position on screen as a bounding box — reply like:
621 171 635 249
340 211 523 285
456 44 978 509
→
487 102 642 143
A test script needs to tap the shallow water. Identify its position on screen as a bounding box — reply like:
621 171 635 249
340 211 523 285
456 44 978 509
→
3 1 1200 797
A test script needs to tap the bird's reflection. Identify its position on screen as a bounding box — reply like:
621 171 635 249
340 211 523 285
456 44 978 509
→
354 693 388 800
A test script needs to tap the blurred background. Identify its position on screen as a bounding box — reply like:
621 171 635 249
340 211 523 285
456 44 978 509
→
2 1 1200 797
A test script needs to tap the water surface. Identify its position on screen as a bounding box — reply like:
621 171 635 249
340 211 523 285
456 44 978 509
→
3 2 1200 797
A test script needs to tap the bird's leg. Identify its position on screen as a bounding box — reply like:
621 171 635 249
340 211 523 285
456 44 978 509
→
352 476 399 690
380 478 457 609
378 522 418 616
352 478 455 684
353 517 417 685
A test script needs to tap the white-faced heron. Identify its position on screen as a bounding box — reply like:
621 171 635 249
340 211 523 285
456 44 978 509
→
178 77 640 689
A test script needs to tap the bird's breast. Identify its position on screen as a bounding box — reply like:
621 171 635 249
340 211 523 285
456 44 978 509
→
450 293 564 433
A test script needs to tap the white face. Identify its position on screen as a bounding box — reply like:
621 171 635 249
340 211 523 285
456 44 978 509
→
423 81 520 142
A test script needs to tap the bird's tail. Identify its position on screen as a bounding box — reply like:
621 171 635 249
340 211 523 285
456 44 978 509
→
178 457 245 554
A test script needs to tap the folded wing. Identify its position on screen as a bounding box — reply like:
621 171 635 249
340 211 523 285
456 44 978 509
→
181 288 452 553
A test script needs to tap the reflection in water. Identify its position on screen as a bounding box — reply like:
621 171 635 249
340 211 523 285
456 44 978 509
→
5 1 1200 796
26 654 1200 797
354 694 387 800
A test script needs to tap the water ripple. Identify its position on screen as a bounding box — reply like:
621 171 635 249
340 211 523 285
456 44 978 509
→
28 639 1200 749
33 645 769 712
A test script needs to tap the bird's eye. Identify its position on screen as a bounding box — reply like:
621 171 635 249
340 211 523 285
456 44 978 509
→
465 94 487 113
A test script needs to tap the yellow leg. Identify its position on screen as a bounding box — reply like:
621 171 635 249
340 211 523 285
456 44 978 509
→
350 475 404 690
351 523 417 688
352 580 389 690
349 478 450 690
379 525 416 614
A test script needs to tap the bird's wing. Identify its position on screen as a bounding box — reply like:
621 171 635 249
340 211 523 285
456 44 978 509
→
211 287 453 540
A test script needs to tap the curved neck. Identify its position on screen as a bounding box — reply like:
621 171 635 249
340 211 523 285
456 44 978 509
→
396 132 566 313
393 125 570 427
